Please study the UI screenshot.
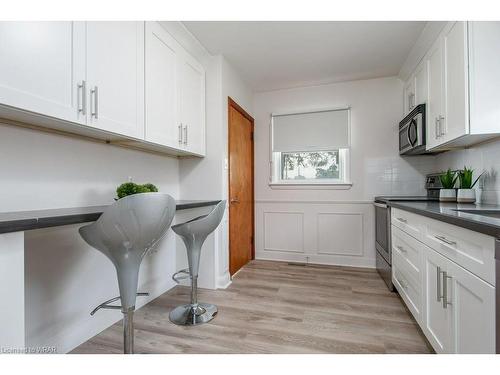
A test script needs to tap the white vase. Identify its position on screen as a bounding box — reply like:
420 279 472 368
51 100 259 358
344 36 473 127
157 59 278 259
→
457 188 476 203
439 189 457 202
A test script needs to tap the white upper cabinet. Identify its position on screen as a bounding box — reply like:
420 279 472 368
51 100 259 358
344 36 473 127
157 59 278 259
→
416 21 500 151
178 52 206 156
0 22 86 124
403 76 416 114
86 22 145 139
468 22 500 135
145 22 179 148
426 37 444 150
414 59 428 107
442 21 469 144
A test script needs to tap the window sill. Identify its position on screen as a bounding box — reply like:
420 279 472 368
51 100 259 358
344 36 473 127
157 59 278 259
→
268 182 353 190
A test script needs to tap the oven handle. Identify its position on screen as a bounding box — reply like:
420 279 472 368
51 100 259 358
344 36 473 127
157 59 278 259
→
374 202 388 209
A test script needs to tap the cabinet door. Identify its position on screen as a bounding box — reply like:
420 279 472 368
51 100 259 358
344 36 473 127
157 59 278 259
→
179 53 205 156
145 22 179 148
414 60 428 106
426 37 444 150
86 22 144 139
423 246 451 353
404 76 416 114
443 21 469 143
447 260 495 353
0 22 86 124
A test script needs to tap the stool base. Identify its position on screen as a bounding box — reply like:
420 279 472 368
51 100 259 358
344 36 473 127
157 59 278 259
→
169 303 218 326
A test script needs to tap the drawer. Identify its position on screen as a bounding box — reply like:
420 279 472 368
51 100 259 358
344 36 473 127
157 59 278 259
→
392 258 422 323
421 216 495 285
392 225 423 280
391 207 423 240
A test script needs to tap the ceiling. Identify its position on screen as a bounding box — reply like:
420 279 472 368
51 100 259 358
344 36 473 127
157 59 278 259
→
183 21 427 92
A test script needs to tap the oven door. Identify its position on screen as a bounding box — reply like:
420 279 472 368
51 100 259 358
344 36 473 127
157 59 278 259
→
374 202 391 264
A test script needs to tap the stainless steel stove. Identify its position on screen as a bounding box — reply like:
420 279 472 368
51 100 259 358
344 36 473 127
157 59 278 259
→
374 173 442 291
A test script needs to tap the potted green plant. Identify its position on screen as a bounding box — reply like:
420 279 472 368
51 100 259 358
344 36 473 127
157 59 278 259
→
116 182 159 200
457 167 483 203
439 169 458 202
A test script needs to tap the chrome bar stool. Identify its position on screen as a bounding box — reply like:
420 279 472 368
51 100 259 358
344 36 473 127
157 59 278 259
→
170 201 226 326
79 193 176 354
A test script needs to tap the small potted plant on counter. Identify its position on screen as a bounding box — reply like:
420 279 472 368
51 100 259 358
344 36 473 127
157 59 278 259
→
439 169 458 202
116 182 159 200
457 167 483 203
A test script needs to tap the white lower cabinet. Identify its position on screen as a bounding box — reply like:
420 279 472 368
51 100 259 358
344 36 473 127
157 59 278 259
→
392 210 496 353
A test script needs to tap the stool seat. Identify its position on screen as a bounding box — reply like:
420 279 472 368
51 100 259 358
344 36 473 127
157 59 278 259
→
79 192 176 353
170 201 226 326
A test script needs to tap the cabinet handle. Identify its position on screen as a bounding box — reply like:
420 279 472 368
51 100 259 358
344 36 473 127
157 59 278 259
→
77 80 86 115
183 125 188 145
435 117 440 139
396 217 407 224
178 124 183 144
442 271 452 309
439 115 446 136
91 86 99 119
396 245 407 253
436 266 443 302
434 235 457 246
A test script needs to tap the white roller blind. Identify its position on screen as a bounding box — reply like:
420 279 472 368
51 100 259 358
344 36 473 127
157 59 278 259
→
272 108 350 152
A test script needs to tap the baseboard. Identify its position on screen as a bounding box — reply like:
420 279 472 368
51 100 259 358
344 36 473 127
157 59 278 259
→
255 251 376 269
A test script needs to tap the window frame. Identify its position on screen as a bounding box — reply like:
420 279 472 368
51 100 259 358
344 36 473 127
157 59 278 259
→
269 106 352 189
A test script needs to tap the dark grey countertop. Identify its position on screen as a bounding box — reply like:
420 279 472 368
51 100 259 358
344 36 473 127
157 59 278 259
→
386 200 500 238
0 200 221 234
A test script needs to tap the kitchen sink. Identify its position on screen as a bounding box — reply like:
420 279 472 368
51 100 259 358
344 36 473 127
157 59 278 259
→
452 209 500 219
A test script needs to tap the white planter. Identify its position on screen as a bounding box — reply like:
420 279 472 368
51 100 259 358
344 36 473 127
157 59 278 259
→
440 189 457 202
457 189 476 203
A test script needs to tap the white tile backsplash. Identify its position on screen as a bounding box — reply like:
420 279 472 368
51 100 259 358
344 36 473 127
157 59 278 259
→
435 137 500 205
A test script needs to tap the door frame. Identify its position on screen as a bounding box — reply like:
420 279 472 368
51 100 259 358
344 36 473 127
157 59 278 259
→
228 97 255 276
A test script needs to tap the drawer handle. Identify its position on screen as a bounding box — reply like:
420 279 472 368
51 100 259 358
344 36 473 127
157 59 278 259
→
396 245 407 253
396 217 407 224
434 235 457 246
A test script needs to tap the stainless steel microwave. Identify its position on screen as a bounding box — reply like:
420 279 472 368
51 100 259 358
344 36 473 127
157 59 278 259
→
399 104 426 155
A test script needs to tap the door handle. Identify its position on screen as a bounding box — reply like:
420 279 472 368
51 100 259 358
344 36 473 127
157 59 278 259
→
90 86 98 119
183 125 188 145
439 115 446 136
436 266 443 302
230 198 240 204
77 80 86 115
442 271 452 309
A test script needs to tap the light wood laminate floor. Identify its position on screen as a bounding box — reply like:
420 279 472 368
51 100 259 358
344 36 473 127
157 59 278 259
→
72 260 433 354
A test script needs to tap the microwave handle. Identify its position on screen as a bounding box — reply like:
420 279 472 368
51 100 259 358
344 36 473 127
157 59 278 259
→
407 120 417 147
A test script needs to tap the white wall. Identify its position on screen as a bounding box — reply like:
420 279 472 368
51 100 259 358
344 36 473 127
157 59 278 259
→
253 77 436 267
0 123 180 353
435 138 500 205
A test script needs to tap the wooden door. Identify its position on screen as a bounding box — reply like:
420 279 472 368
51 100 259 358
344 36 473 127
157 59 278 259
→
0 22 86 124
228 98 254 275
86 21 144 139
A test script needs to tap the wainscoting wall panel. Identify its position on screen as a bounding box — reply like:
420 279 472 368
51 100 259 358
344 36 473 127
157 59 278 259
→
317 213 363 256
263 212 304 253
256 201 375 268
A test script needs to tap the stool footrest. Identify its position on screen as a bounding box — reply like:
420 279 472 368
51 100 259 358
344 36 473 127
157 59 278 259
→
172 269 190 284
90 292 150 316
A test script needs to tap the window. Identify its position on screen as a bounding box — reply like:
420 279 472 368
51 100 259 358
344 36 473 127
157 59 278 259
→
270 107 351 187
